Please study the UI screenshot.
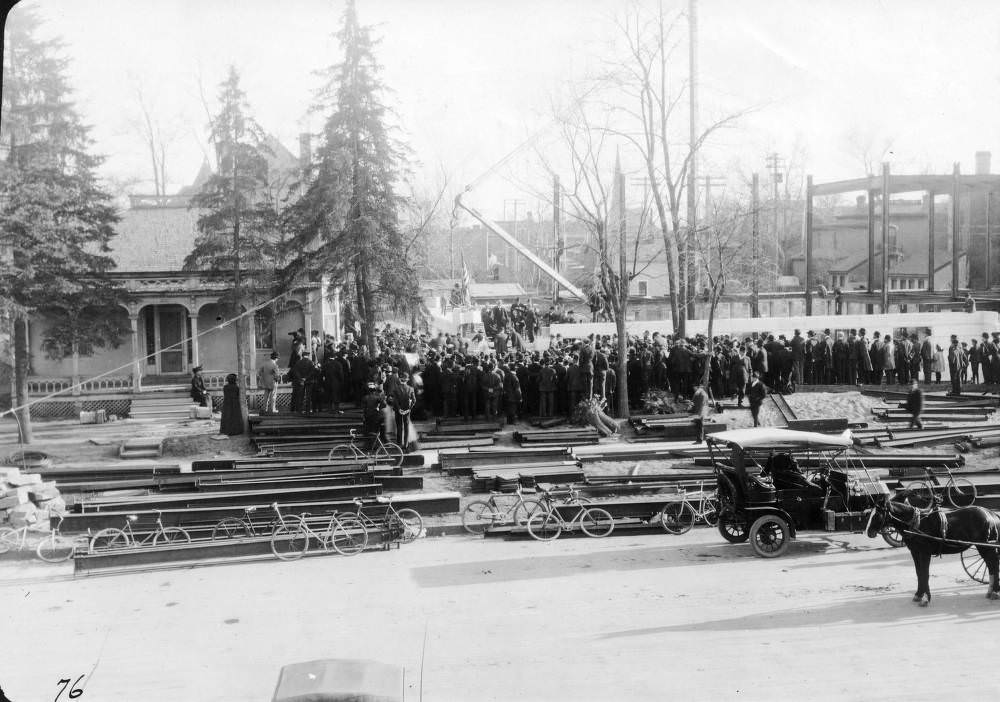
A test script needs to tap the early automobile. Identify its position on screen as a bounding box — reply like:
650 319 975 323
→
707 427 890 557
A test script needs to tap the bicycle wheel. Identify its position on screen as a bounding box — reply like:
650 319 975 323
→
328 517 369 556
378 442 405 467
36 534 76 563
462 501 499 535
948 478 977 508
271 524 309 561
0 527 18 554
212 517 252 540
962 550 990 584
328 444 358 462
395 508 423 543
154 527 191 547
702 498 720 526
579 507 615 538
90 528 130 552
513 499 546 525
659 502 695 535
527 511 562 542
904 481 936 510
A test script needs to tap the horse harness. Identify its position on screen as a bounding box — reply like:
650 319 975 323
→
880 500 1000 554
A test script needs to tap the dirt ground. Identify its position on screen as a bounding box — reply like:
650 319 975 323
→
3 528 1000 701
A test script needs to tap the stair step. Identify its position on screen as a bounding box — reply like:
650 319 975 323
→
119 449 162 459
129 409 191 417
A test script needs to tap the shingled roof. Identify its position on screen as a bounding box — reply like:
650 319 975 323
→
109 206 202 272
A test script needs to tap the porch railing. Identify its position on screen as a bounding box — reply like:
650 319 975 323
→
27 375 133 396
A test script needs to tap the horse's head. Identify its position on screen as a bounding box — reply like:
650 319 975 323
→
865 494 913 538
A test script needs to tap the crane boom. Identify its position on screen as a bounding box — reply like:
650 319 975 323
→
454 191 587 301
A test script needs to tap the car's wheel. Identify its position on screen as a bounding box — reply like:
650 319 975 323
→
717 514 749 543
748 515 791 558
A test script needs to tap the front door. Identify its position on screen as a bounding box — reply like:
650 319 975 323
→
158 306 185 373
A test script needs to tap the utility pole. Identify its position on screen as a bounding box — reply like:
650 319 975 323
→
553 175 562 304
617 159 629 418
751 173 760 317
684 0 699 330
232 147 249 433
766 152 785 283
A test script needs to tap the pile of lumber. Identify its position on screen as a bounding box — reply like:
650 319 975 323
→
629 415 726 441
513 427 601 447
470 462 585 492
438 447 575 473
0 465 65 531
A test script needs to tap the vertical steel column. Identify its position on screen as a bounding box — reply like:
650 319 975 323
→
881 163 890 312
952 162 961 294
987 191 993 290
927 193 935 292
805 175 813 316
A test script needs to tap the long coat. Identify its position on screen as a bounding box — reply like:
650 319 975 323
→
219 383 244 436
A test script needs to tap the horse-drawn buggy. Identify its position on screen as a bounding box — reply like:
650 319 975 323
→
708 428 890 557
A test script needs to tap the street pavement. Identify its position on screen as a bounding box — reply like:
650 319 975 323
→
2 528 1000 701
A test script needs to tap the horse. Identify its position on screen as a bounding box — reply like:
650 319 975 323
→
866 494 1000 606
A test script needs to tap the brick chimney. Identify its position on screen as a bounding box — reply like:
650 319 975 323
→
975 150 991 175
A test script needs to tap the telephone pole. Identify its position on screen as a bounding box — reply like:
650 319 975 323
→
751 172 760 318
553 175 562 303
766 152 785 281
684 0 699 330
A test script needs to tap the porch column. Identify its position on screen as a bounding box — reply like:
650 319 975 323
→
188 312 200 369
303 292 314 358
129 314 141 391
247 312 257 389
71 344 81 401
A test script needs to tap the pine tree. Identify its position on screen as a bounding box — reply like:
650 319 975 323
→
0 8 127 442
185 66 278 433
283 0 420 350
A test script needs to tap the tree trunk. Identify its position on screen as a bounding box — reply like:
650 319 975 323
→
616 312 629 418
13 315 32 443
235 311 250 433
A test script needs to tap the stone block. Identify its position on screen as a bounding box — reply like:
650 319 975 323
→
7 473 41 487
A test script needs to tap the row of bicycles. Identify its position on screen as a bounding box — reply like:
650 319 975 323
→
0 497 424 564
461 483 720 541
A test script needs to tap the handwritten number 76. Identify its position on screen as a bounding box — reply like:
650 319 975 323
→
55 675 84 701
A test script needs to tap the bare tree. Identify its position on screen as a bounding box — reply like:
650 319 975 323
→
128 78 180 197
843 124 895 176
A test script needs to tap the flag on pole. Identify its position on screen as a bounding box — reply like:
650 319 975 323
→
461 253 472 306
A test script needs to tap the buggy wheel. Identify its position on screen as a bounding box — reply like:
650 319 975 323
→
962 550 990 584
90 528 130 552
395 508 423 543
379 442 405 467
947 478 977 508
749 515 791 558
880 525 904 548
579 508 615 538
659 503 695 535
904 481 936 510
212 517 251 540
462 501 498 535
702 498 720 526
271 525 309 560
527 511 562 542
328 518 368 556
328 445 357 462
718 515 749 543
513 499 545 526
154 527 191 547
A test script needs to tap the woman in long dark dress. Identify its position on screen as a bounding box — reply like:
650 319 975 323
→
219 373 244 436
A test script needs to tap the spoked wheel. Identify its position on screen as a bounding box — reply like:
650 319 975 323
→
36 535 77 563
395 508 423 543
527 511 562 542
579 508 615 538
880 525 904 548
462 501 499 535
271 525 309 561
962 550 991 584
90 528 130 552
749 515 791 558
328 445 358 462
717 514 749 543
378 442 405 467
212 518 252 540
0 527 19 554
154 527 191 547
659 503 695 535
904 481 936 510
947 478 977 508
513 499 546 526
327 518 369 556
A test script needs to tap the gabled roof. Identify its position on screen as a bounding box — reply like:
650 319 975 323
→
109 206 202 272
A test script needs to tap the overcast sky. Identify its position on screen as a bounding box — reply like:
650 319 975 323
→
16 0 1000 217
